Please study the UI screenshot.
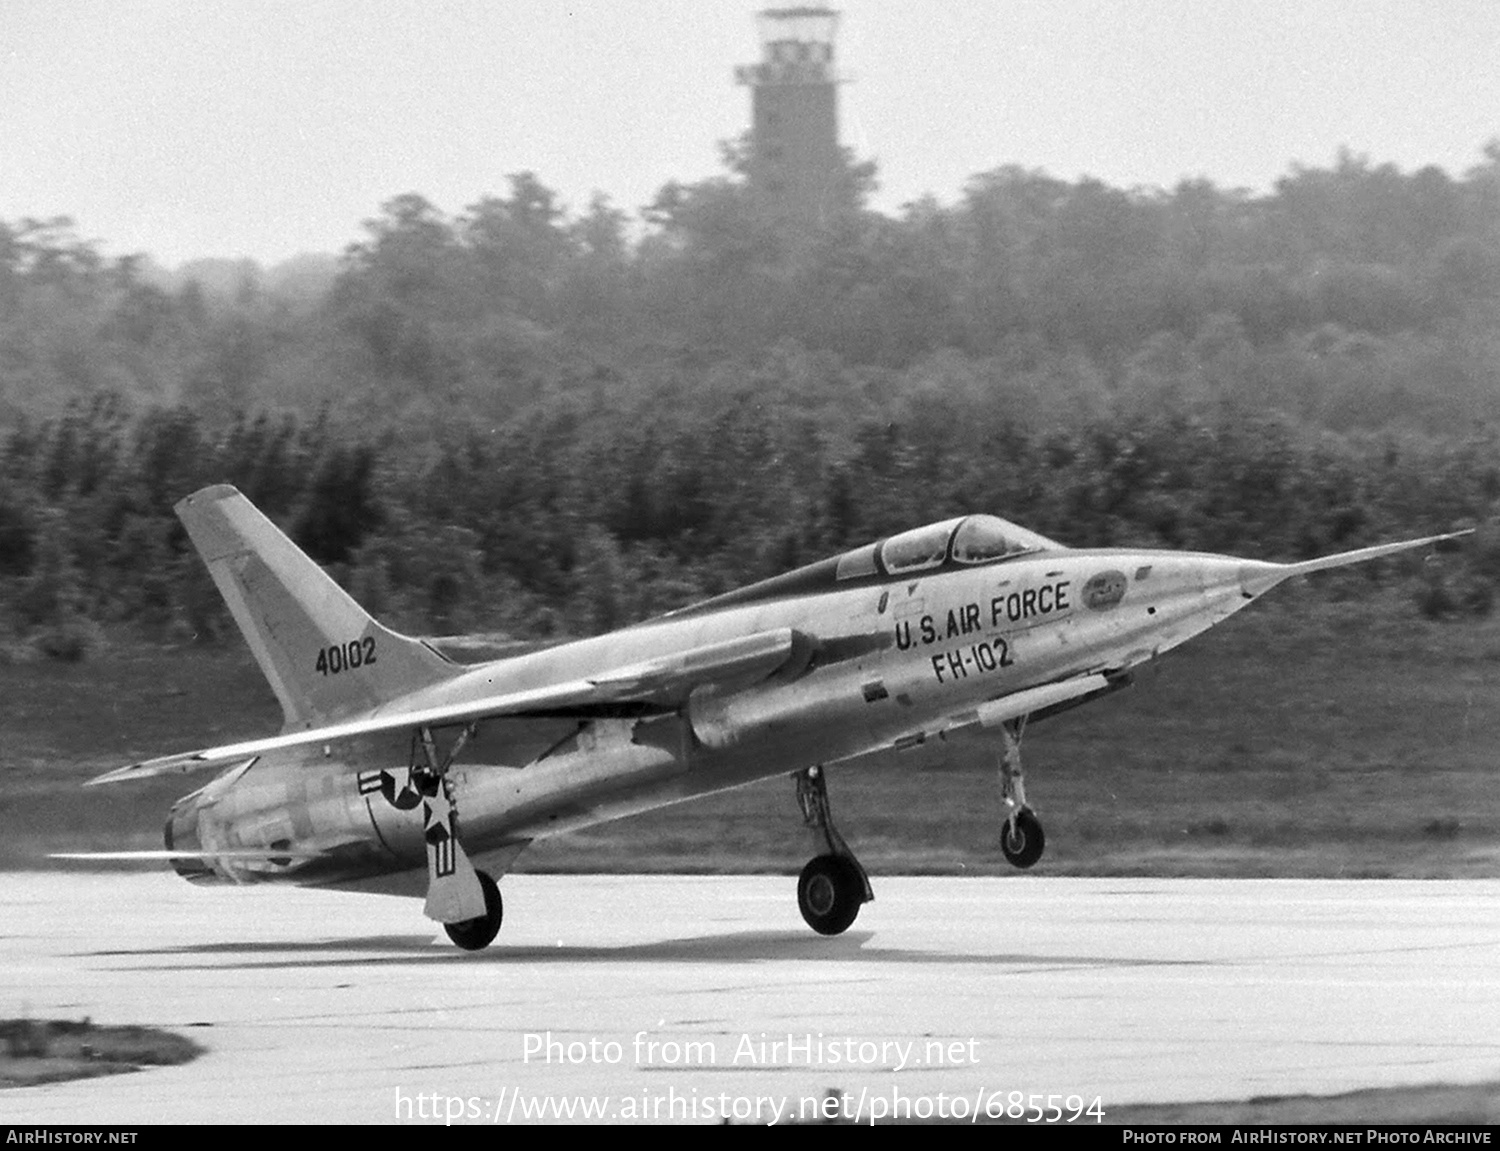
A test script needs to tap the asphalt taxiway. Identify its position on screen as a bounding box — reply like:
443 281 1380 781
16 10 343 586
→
4 873 1499 1124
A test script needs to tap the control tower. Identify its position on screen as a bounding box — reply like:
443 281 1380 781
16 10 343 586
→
734 6 844 228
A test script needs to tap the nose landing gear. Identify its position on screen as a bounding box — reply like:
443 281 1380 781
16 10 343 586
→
1000 808 1045 869
997 719 1045 869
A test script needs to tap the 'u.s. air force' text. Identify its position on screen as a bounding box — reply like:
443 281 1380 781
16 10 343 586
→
894 582 1074 654
895 581 1072 684
894 580 1073 652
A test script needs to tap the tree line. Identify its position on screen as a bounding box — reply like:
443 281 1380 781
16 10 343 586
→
4 146 1500 430
3 145 1500 655
2 384 1494 660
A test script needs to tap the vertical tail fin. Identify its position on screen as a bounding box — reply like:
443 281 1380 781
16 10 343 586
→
176 484 458 731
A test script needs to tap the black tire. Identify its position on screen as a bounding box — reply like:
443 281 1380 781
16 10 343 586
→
1001 809 1045 869
797 854 863 935
444 870 503 950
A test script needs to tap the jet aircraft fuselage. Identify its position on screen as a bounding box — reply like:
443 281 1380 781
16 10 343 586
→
80 489 1464 947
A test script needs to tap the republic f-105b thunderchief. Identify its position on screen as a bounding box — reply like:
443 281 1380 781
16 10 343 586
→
69 485 1467 948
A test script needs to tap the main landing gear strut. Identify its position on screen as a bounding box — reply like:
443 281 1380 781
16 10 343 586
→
410 724 504 950
997 718 1045 869
793 766 873 936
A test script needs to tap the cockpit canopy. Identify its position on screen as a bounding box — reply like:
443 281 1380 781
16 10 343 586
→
664 513 1066 620
835 514 1064 581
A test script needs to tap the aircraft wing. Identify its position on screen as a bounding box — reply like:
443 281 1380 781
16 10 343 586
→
90 628 803 787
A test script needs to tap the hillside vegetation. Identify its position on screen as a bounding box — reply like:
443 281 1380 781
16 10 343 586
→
3 146 1500 652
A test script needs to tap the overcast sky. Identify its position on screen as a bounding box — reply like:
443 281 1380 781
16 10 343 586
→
3 1 1498 267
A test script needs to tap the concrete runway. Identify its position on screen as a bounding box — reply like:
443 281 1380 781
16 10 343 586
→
4 873 1499 1124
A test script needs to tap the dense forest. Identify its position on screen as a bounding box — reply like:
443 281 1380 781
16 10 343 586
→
3 144 1500 657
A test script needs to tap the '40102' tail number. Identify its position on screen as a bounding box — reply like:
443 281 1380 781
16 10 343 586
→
316 638 377 676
